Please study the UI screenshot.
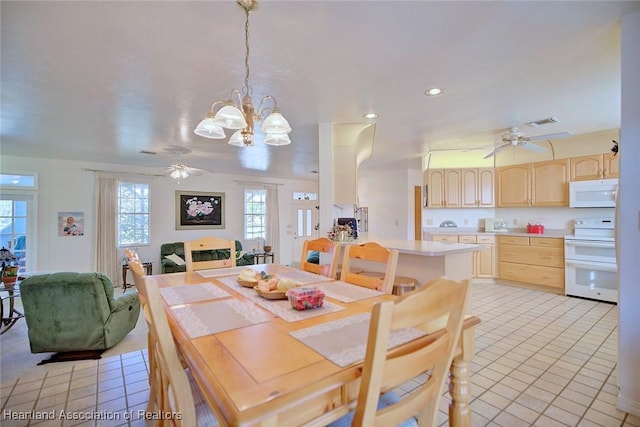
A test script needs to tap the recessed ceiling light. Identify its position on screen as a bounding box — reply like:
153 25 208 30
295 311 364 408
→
424 87 443 96
362 112 379 120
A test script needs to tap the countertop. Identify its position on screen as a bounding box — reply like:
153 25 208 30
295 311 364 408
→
339 235 482 256
423 227 571 239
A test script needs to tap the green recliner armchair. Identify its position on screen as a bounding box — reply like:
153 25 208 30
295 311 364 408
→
20 272 141 353
160 240 255 273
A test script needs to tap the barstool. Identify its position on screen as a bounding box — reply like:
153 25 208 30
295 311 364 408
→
358 271 418 296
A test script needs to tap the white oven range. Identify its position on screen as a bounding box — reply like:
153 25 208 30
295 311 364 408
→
564 217 617 303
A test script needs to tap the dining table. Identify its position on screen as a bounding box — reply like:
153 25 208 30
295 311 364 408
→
146 264 480 427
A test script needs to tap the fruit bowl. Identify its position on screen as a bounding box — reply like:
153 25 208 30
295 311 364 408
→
237 278 259 288
254 286 287 300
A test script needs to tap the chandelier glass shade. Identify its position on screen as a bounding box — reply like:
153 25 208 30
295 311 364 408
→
169 165 189 180
194 0 291 147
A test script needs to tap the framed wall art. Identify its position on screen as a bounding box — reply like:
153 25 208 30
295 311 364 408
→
59 212 85 236
175 191 225 230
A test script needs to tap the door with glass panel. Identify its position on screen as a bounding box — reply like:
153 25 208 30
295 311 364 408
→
0 196 32 274
292 201 318 263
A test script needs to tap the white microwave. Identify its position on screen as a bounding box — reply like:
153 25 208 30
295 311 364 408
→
569 179 618 208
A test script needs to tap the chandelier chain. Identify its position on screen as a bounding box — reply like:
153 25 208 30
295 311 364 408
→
244 6 251 96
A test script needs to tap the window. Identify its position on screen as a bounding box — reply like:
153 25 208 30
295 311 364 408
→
0 197 29 273
118 182 149 246
244 189 266 240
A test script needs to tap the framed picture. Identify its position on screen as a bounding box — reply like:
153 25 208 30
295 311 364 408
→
175 191 225 230
58 212 85 236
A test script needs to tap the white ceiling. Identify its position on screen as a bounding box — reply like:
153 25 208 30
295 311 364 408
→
2 1 638 180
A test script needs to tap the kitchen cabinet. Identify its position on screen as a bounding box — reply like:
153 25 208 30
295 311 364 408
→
570 153 619 181
461 168 495 208
426 169 446 208
497 159 570 207
498 235 564 291
426 168 494 208
431 234 495 278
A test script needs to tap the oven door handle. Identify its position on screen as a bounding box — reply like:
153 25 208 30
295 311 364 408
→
565 241 615 249
565 260 618 272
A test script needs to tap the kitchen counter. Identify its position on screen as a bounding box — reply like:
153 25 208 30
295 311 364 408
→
337 234 481 283
423 228 570 239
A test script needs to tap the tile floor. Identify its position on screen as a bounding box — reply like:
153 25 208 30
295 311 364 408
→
1 281 639 427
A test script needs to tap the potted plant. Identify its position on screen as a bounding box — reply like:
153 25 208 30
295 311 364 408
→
2 265 19 286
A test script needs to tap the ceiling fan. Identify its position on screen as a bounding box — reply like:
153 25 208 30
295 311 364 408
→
483 127 571 159
166 163 204 181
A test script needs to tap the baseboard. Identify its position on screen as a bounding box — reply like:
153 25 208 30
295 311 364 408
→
617 394 640 417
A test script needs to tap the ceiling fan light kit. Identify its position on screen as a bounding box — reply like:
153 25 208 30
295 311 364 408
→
193 0 292 147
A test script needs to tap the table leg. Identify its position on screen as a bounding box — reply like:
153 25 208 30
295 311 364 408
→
122 265 129 291
1 292 24 335
449 326 475 427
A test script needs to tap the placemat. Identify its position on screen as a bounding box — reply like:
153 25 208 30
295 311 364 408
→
216 276 345 322
197 266 255 278
171 299 271 339
312 280 383 303
290 313 427 367
159 283 230 306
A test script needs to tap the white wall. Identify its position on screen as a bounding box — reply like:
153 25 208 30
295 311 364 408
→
617 8 640 416
0 155 318 275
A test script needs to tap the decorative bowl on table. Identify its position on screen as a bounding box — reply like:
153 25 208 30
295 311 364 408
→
253 286 288 300
263 245 272 253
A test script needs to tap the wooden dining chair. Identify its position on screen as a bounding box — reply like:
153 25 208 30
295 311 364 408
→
131 261 219 426
299 237 339 278
184 236 236 272
339 242 399 293
128 259 161 415
328 277 471 427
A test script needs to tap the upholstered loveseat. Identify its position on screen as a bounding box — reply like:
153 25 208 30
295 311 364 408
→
20 272 141 353
160 240 255 274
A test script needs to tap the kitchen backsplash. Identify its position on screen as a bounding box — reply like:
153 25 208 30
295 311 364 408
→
423 207 615 230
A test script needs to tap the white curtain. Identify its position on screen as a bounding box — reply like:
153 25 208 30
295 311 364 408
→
96 173 120 286
266 185 280 263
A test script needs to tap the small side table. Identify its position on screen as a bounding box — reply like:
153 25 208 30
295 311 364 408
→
0 282 24 335
122 262 153 292
252 251 274 264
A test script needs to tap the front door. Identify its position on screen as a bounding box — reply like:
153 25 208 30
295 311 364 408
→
292 201 318 264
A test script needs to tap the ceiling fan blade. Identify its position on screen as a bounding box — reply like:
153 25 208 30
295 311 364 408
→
483 143 510 159
521 142 548 153
527 132 571 142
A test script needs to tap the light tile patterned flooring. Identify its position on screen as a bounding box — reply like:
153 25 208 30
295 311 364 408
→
1 281 639 427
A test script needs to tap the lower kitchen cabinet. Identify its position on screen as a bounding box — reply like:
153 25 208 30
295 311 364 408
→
498 235 564 291
432 234 495 278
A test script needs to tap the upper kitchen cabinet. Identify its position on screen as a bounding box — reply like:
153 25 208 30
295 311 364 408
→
426 168 494 208
570 153 619 181
497 159 570 207
461 168 494 208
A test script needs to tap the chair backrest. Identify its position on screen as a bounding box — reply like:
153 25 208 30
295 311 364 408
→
299 237 339 278
353 277 470 427
184 237 236 272
339 242 399 293
131 263 197 425
124 248 140 262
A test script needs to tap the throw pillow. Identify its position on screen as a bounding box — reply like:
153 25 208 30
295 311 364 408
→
165 253 186 266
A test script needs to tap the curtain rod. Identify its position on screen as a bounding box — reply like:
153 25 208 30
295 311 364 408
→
233 180 283 186
84 168 165 178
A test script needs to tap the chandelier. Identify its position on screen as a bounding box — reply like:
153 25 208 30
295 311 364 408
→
193 0 292 147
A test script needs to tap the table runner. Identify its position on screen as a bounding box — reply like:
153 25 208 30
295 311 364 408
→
159 283 230 306
216 276 345 322
312 280 383 303
171 299 271 339
289 313 427 368
258 266 334 285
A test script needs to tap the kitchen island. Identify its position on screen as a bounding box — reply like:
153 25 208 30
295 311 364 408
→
337 236 482 285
